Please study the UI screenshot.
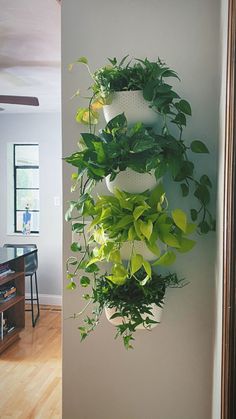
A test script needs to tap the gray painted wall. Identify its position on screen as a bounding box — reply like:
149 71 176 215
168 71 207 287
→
0 112 62 298
62 1 220 418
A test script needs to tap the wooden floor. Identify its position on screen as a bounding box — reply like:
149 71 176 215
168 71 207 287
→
0 306 62 419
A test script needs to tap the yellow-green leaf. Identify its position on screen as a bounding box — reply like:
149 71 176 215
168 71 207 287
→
128 225 137 241
186 223 197 234
106 264 128 285
115 215 133 229
131 254 144 275
146 241 161 257
134 220 143 239
142 260 152 278
161 233 180 248
93 228 106 245
109 250 121 264
153 251 176 266
139 220 153 240
177 238 196 253
133 205 146 220
172 208 187 232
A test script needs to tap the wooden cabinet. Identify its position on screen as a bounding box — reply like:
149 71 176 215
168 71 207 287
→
0 256 25 354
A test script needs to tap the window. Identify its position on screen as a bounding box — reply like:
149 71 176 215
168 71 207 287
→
13 144 39 233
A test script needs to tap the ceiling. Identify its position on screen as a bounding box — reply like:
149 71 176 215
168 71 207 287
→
0 0 61 113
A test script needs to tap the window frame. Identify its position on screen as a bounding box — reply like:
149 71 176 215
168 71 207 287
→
13 143 40 234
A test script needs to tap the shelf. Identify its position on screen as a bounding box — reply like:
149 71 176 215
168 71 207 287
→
0 271 24 287
0 296 24 313
0 327 22 354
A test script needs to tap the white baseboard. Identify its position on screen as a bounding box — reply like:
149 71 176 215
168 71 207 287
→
25 293 62 306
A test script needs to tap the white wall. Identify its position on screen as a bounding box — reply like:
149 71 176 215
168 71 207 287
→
0 112 62 302
62 1 221 418
212 0 228 417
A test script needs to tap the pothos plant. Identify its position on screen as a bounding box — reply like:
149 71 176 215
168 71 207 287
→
66 113 215 233
65 56 215 349
69 55 191 136
66 185 190 348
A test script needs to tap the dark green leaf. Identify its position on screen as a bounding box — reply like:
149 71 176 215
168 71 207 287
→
181 183 189 197
85 263 99 273
194 184 210 205
199 221 210 234
190 209 198 221
80 276 90 287
71 242 82 252
143 80 157 101
177 100 192 115
72 223 86 233
200 174 212 188
191 140 209 154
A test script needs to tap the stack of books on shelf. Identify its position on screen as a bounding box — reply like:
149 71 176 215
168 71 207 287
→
0 263 15 278
0 283 17 304
0 313 16 340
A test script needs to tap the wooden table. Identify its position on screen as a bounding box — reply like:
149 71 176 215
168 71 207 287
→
0 247 37 354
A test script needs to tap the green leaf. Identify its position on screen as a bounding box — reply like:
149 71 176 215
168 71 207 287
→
181 183 189 197
146 241 161 257
178 238 196 253
132 138 156 153
115 215 133 229
200 174 212 188
190 209 198 221
171 209 187 232
134 220 143 239
72 223 86 233
133 206 147 221
143 80 157 101
128 225 137 240
186 223 197 234
155 161 167 179
76 56 88 65
190 140 209 154
131 254 144 275
139 274 150 286
153 251 176 266
66 281 77 290
93 142 106 163
80 276 90 287
194 184 210 205
171 112 186 126
106 264 128 285
142 260 152 278
149 183 165 208
139 220 153 240
85 263 99 273
162 233 180 248
177 99 192 115
199 221 210 234
70 242 82 252
109 250 121 264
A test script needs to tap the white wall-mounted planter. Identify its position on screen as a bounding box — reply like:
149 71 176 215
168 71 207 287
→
120 240 157 261
105 168 157 194
105 304 163 329
103 90 157 127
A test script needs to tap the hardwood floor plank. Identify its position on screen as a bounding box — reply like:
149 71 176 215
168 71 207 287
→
0 306 62 418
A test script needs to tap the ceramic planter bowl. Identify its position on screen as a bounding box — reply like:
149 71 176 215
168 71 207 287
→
105 168 157 194
105 304 163 329
103 90 157 127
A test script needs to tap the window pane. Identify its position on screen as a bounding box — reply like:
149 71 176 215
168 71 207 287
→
16 189 39 211
16 168 39 188
15 145 39 166
16 211 39 233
